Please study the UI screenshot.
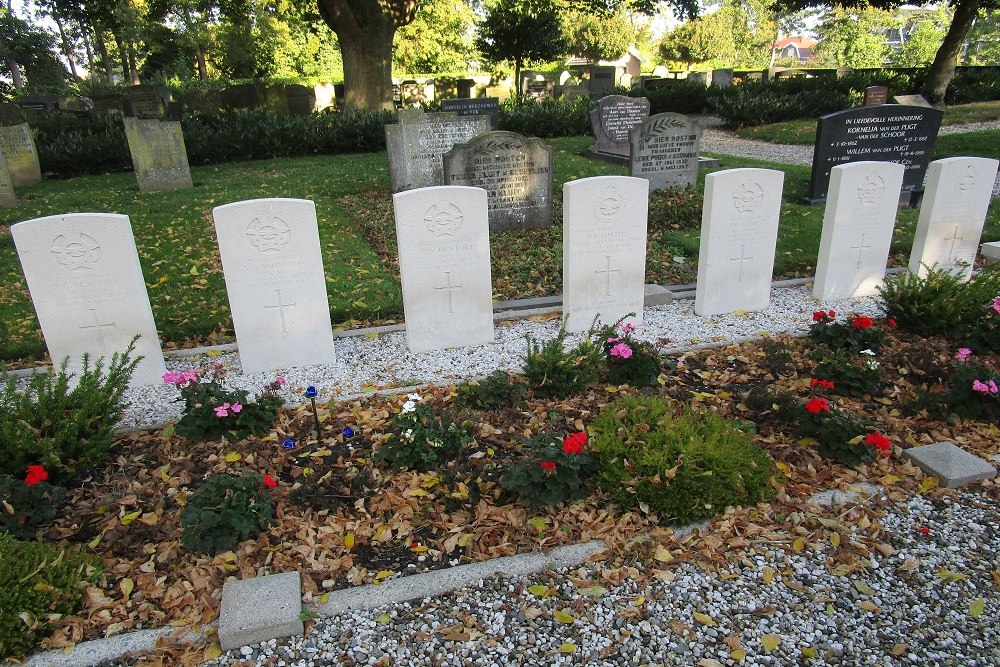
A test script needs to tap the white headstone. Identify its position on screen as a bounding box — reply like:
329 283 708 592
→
392 186 494 353
213 198 337 374
695 169 784 316
562 176 649 332
813 161 905 300
10 213 167 386
908 157 1000 281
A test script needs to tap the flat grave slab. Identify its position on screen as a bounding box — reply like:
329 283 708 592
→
903 441 997 489
982 241 1000 263
219 571 303 651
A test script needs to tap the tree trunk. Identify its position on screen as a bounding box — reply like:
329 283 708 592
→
514 59 522 96
54 15 79 80
126 40 140 84
6 57 23 88
93 30 115 83
922 0 981 104
195 43 208 79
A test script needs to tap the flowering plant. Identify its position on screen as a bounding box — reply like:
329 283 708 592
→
501 431 597 506
797 393 884 467
958 296 1000 356
940 349 1000 420
0 465 65 539
812 348 882 398
808 310 891 353
595 315 663 387
166 365 284 441
375 394 472 471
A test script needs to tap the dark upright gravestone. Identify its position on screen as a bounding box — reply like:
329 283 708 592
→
441 97 500 130
91 94 127 115
526 79 554 99
711 69 735 88
589 66 617 98
444 131 553 231
863 86 889 107
261 84 289 115
125 85 168 118
0 103 26 125
221 83 263 111
285 85 316 115
807 104 943 203
16 93 59 111
589 95 650 158
629 113 703 191
456 79 474 98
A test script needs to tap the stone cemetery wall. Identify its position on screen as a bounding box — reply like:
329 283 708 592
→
909 157 1000 281
386 114 491 192
213 198 337 374
392 186 494 353
590 95 650 157
808 104 943 202
695 168 785 316
0 151 16 206
629 113 702 191
0 123 42 187
444 131 553 231
440 97 500 130
10 213 167 386
123 118 194 192
562 176 649 332
0 103 26 125
813 161 905 300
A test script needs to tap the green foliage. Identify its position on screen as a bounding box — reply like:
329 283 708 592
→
743 385 799 422
501 432 597 506
937 356 1000 421
375 398 472 471
0 475 64 539
595 316 663 387
878 267 1000 337
0 535 99 660
26 110 131 178
959 297 1000 355
711 77 856 129
561 8 633 65
499 95 594 138
522 325 602 398
797 396 880 467
170 368 283 441
812 349 884 398
588 396 776 525
0 342 139 483
394 0 477 73
808 310 889 353
637 81 715 115
454 370 527 410
475 0 569 92
180 472 276 556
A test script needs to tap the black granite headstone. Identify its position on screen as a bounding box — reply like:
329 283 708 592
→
441 97 500 130
808 104 943 203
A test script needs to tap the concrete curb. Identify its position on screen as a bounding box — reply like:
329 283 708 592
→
26 626 211 667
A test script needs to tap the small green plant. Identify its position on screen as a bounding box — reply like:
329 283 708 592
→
0 535 100 660
812 348 883 398
595 316 663 387
877 266 1000 336
959 297 1000 356
0 341 139 483
522 326 602 398
937 350 1000 421
808 310 891 353
797 396 890 466
375 394 472 471
588 396 776 525
501 432 597 506
743 385 799 422
757 338 796 377
454 370 527 409
0 465 65 539
180 471 277 555
167 365 284 441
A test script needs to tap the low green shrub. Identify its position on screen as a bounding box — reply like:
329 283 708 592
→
710 77 856 128
812 348 884 398
0 342 139 483
0 467 65 539
501 431 597 506
498 95 594 138
26 110 131 178
958 297 1000 356
522 326 603 399
937 354 1000 421
0 535 100 660
167 367 284 441
375 394 472 471
635 80 716 115
743 385 799 422
878 267 1000 337
797 395 889 466
588 396 776 525
454 369 527 410
180 471 277 555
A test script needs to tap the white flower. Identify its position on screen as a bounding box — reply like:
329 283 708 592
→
402 400 417 413
407 393 423 401
860 349 875 356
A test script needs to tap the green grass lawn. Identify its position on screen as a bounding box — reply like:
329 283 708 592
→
2 132 999 364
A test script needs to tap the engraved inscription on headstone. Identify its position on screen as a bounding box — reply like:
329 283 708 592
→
591 95 650 157
562 176 649 332
0 123 41 187
392 186 494 353
386 115 490 192
10 213 167 386
909 157 1000 281
123 118 193 192
0 151 17 206
441 97 500 130
443 131 554 231
125 85 167 118
213 198 337 374
863 86 889 107
629 113 703 191
808 104 942 202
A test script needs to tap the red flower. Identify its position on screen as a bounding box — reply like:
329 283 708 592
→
25 465 48 486
887 318 897 328
829 310 836 318
812 310 827 322
562 431 587 455
863 433 892 456
263 474 278 489
810 378 835 390
852 316 874 330
919 527 931 535
540 461 557 472
804 397 830 414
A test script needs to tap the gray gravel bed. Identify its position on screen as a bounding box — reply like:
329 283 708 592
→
202 492 999 667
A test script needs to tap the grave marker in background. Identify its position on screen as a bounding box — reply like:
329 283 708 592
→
10 213 167 386
629 113 702 191
386 114 490 192
392 186 494 353
711 69 735 88
123 117 193 192
213 198 337 374
441 97 500 130
562 176 649 332
0 123 41 187
813 161 905 300
0 152 16 206
590 95 650 157
444 131 553 231
863 86 889 106
909 157 1000 281
695 168 784 316
125 85 167 118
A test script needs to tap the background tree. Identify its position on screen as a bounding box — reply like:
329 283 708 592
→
0 8 69 92
475 0 569 94
561 7 634 63
394 0 476 74
811 5 892 68
965 8 1000 63
891 4 952 67
658 13 732 69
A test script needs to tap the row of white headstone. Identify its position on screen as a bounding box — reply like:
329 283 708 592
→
11 156 998 388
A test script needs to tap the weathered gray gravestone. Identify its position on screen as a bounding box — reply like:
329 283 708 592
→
386 115 490 192
444 131 554 231
590 95 650 157
0 103 26 125
695 168 785 316
441 97 500 130
213 198 337 374
285 84 316 115
629 113 702 191
813 161 905 300
392 186 494 353
711 69 735 88
125 85 167 118
0 151 18 206
562 176 649 333
10 213 167 386
908 157 1000 281
0 123 42 187
123 117 193 192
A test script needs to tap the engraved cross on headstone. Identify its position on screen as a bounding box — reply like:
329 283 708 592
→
945 225 965 261
435 271 463 313
264 288 297 333
79 308 116 353
851 234 872 269
595 255 621 296
729 245 753 283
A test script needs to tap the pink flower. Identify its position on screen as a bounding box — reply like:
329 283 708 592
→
955 347 973 360
990 380 1000 395
993 298 1000 315
275 376 287 386
162 371 182 384
214 403 231 417
609 342 633 359
182 370 199 383
606 336 621 344
621 322 636 334
972 380 991 394
231 402 243 413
